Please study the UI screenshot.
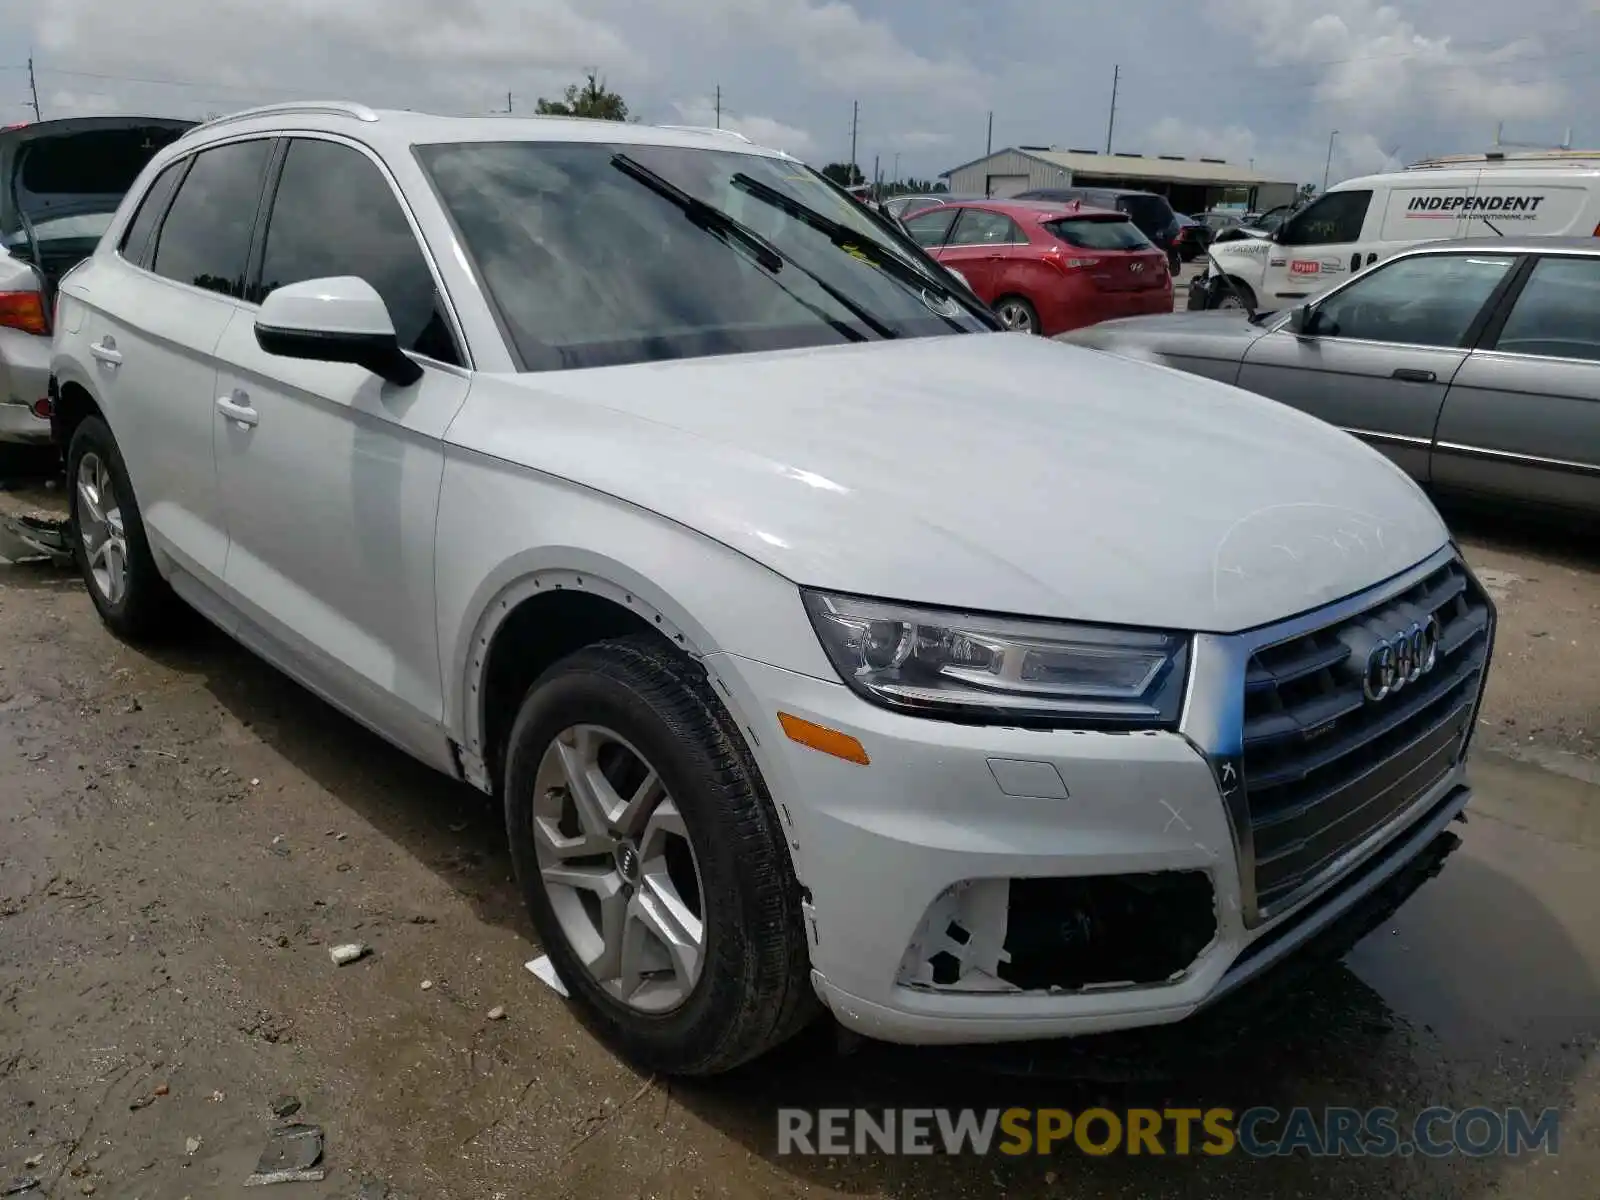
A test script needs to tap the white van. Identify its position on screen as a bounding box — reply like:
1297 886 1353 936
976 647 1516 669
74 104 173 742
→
1201 155 1600 310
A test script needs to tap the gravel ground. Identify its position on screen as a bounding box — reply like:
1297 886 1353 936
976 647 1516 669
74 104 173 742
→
1 489 1597 1198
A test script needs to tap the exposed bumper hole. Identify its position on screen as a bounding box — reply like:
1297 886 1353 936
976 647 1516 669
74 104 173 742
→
998 871 1217 991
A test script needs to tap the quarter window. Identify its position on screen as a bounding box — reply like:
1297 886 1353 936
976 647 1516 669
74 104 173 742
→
256 138 459 365
1305 253 1515 348
1278 190 1372 246
119 160 187 267
150 139 273 298
1493 257 1600 363
947 209 1024 246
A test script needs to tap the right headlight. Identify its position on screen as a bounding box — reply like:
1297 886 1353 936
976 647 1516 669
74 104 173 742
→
802 590 1190 729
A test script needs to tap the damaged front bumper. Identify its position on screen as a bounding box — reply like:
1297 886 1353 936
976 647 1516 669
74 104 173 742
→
705 548 1489 1046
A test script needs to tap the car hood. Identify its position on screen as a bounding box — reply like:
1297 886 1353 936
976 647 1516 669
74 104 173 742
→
453 333 1448 634
1058 309 1274 359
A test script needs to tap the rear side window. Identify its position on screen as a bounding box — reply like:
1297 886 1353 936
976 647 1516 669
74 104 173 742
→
1493 256 1600 362
256 138 459 365
948 209 1025 245
1279 190 1372 246
1045 217 1150 251
150 139 273 298
119 160 187 267
903 206 959 247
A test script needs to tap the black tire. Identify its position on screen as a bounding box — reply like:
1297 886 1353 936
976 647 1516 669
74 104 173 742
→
504 634 816 1075
66 416 182 640
1214 277 1258 312
993 295 1040 335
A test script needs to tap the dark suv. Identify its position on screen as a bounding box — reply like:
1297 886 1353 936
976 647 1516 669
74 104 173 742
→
1013 186 1182 269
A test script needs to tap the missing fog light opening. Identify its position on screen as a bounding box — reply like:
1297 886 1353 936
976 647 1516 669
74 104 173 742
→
899 872 1218 994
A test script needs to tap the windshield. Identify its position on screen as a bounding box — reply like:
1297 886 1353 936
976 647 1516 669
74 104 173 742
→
1044 216 1151 251
417 141 992 371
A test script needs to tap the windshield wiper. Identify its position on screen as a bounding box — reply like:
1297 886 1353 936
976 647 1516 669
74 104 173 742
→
610 153 896 341
728 172 978 330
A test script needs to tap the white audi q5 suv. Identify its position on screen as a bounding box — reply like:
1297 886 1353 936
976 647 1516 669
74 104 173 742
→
50 102 1494 1075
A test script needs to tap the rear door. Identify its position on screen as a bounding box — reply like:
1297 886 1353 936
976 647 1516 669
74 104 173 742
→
76 137 275 593
1236 251 1519 479
937 207 1026 299
1460 171 1595 239
1433 254 1600 512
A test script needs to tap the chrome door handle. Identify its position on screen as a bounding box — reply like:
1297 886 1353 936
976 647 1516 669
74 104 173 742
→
216 392 259 427
89 338 122 366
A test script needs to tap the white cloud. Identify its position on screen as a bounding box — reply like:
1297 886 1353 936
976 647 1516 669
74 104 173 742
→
670 97 817 156
1207 0 1566 130
32 0 645 116
897 131 951 149
657 0 984 98
44 90 121 117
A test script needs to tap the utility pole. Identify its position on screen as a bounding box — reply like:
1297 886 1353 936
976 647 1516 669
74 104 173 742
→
1104 65 1118 155
504 92 513 113
872 153 880 200
714 85 721 128
1322 129 1339 191
892 152 900 187
849 100 860 181
26 56 40 122
986 110 993 156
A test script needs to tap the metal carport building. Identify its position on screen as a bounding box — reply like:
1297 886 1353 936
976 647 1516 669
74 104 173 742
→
941 147 1300 214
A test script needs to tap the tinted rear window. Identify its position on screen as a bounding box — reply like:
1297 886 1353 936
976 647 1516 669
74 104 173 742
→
1044 217 1151 251
17 128 188 196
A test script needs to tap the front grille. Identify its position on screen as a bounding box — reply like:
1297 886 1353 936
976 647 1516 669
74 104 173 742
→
1241 558 1491 916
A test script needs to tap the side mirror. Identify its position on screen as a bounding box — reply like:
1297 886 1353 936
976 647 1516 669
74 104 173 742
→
254 277 422 387
1288 304 1315 336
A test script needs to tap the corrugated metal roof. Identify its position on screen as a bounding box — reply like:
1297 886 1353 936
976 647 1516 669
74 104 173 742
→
940 147 1296 187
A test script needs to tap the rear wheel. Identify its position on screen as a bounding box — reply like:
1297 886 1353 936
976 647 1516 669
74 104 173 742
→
504 634 816 1075
66 417 181 639
994 295 1040 335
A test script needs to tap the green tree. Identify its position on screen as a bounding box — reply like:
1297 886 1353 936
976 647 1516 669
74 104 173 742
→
536 72 629 121
1296 182 1318 203
820 162 864 187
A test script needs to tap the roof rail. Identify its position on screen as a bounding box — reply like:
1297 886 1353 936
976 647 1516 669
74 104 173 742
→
180 101 380 139
656 124 753 143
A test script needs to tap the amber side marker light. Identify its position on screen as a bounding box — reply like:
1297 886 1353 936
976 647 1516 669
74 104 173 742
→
777 712 871 765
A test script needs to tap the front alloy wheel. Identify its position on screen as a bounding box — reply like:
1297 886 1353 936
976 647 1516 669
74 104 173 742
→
503 635 816 1075
533 723 706 1012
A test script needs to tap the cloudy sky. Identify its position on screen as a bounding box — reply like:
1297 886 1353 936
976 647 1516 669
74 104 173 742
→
2 0 1595 186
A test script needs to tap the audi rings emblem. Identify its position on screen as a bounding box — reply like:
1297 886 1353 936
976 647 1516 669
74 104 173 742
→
1363 616 1442 702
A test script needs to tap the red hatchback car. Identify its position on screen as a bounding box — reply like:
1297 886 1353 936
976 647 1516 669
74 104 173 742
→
900 199 1172 335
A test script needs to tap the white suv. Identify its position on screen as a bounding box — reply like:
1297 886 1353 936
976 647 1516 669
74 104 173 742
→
51 102 1494 1075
